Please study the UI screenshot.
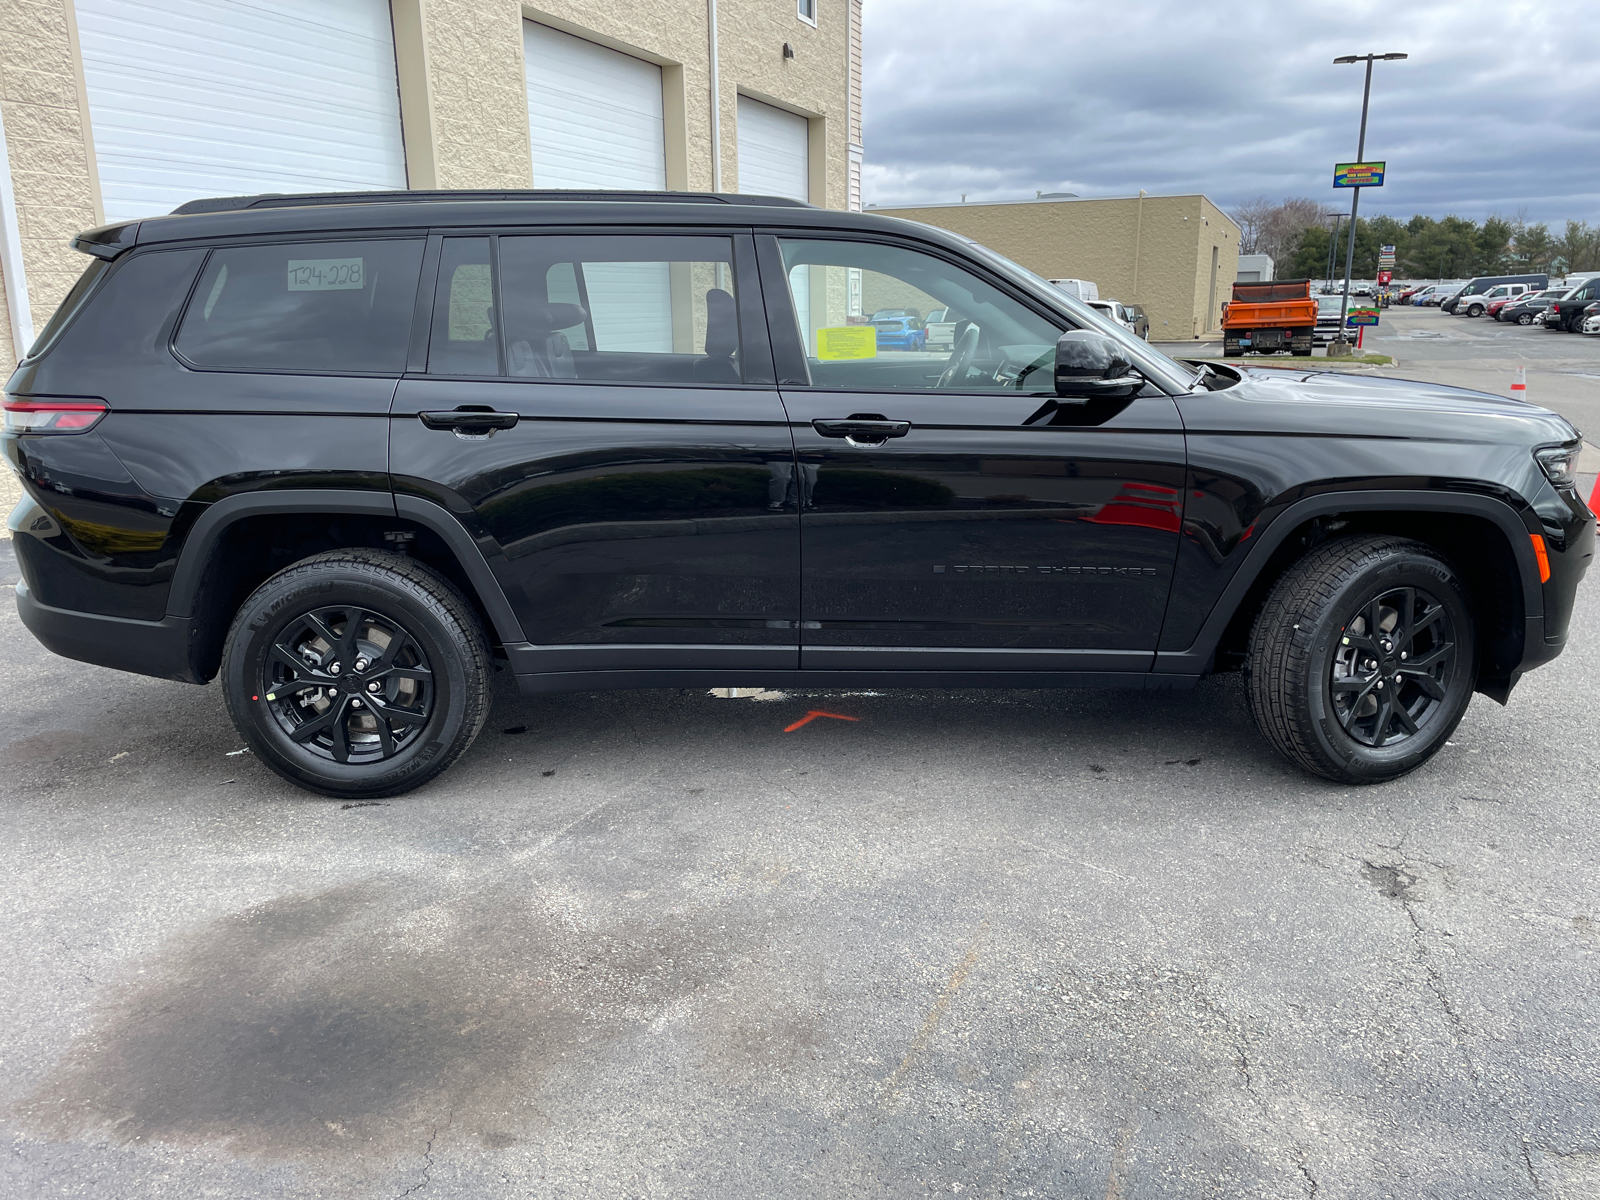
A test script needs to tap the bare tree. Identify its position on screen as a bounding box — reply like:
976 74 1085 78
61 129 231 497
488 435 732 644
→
1258 198 1338 273
1230 196 1276 255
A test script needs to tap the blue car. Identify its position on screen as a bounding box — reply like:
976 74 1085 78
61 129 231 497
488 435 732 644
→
870 309 926 351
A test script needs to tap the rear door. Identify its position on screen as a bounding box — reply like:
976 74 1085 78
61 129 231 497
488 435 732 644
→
757 232 1187 675
390 229 800 675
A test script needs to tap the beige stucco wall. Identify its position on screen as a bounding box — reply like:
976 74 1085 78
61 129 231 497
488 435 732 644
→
0 0 855 347
1 0 102 349
372 0 852 208
871 195 1242 339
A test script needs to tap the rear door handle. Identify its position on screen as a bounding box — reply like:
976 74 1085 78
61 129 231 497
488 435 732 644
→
812 417 912 445
419 409 519 434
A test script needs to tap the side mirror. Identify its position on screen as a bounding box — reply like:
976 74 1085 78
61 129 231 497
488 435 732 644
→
1055 330 1142 399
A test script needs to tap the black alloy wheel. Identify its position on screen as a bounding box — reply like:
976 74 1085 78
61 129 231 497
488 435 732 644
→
1326 585 1458 749
262 605 434 764
1245 536 1476 784
223 549 491 798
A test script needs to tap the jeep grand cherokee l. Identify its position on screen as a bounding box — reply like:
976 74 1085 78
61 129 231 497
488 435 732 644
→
4 190 1592 797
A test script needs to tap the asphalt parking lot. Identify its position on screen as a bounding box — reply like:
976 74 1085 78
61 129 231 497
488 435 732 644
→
3 306 1599 1198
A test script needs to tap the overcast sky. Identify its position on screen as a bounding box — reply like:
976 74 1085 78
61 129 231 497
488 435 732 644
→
861 0 1600 226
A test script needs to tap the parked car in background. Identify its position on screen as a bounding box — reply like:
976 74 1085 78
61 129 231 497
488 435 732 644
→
1314 293 1354 345
1047 278 1099 302
1499 292 1560 325
1430 286 1464 308
1442 273 1549 315
1088 299 1150 340
1547 278 1600 331
922 306 957 351
868 309 925 350
1458 282 1539 318
1581 301 1600 335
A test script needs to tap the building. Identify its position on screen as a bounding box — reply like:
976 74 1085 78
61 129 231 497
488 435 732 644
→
1235 253 1274 283
868 194 1241 340
0 0 864 364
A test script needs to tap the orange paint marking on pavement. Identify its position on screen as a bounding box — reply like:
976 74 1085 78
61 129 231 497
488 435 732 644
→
784 710 860 732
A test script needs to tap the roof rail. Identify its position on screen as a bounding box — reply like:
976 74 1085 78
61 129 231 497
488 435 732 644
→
170 189 815 215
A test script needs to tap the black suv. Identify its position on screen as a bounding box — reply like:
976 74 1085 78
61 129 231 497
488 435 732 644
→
4 191 1592 796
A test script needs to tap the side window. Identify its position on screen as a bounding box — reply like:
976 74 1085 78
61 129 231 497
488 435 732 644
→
499 235 743 384
776 238 1064 393
176 239 423 373
428 238 497 376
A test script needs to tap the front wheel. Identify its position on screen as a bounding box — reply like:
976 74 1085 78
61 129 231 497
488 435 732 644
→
1244 536 1475 784
1518 313 1533 325
222 549 492 798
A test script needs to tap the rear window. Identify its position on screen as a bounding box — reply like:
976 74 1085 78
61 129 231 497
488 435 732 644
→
175 238 424 373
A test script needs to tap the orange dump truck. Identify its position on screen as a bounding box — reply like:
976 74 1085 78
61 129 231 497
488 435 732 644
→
1221 278 1317 358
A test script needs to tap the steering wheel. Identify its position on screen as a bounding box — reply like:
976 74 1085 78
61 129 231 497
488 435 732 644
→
936 323 980 388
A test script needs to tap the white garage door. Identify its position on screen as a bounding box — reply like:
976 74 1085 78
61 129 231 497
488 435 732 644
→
736 96 809 202
74 0 407 223
524 22 665 190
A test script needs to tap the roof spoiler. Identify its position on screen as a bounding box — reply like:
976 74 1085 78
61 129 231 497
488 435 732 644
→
71 221 140 259
170 189 816 215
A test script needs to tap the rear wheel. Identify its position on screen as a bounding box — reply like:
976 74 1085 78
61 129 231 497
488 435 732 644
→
222 549 492 798
1244 536 1475 784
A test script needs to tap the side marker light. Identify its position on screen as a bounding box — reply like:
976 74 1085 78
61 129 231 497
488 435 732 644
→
1530 534 1550 583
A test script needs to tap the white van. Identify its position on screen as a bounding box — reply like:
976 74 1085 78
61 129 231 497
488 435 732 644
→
1047 278 1099 303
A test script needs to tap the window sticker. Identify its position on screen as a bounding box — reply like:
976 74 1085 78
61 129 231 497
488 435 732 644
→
815 326 877 360
286 258 365 291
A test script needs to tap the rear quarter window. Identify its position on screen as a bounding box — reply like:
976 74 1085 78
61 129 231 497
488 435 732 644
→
21 258 110 362
175 238 424 373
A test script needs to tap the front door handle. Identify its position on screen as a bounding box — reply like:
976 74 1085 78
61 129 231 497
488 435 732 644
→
812 417 912 445
419 408 519 435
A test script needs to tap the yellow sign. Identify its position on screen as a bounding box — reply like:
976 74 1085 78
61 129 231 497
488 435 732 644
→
815 326 877 360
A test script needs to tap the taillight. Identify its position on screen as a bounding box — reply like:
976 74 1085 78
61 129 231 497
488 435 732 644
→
3 398 108 434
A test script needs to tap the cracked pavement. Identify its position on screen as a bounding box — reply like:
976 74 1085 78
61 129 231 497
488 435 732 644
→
3 317 1599 1198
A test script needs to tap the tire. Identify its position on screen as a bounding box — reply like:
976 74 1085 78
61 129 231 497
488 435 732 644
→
1467 304 1484 318
1518 313 1533 325
1244 536 1475 785
222 549 492 798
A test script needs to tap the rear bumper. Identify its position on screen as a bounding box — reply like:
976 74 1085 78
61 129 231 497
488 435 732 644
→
15 581 204 684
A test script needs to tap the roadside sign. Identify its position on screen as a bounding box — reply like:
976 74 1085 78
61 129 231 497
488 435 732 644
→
1334 162 1386 188
1377 270 1393 285
1346 308 1380 327
1378 244 1396 267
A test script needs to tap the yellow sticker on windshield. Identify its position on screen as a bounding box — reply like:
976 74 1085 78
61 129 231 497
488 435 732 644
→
815 326 877 360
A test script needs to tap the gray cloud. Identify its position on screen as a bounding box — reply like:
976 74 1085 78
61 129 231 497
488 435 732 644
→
862 0 1600 224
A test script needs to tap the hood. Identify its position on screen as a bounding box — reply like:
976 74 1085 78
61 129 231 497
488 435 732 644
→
1188 366 1581 446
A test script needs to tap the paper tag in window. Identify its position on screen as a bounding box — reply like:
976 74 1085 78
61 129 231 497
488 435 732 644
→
815 326 877 360
286 258 365 291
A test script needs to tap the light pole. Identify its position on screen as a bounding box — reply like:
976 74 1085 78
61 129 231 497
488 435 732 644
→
1331 51 1407 354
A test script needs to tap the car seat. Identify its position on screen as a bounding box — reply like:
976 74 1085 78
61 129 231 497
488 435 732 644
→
508 302 587 378
694 289 740 383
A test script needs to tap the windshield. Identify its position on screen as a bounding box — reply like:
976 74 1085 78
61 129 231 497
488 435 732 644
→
951 236 1199 389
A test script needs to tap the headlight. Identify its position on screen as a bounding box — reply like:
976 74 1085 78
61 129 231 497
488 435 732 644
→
1535 442 1582 489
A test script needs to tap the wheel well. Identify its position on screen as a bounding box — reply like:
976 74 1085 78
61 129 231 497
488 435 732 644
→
186 514 500 682
1213 511 1525 691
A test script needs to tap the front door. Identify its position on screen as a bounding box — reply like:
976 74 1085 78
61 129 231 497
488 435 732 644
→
757 234 1187 674
391 231 800 675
